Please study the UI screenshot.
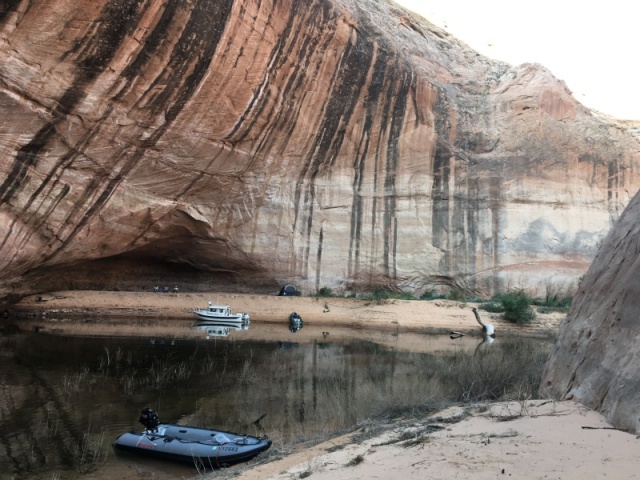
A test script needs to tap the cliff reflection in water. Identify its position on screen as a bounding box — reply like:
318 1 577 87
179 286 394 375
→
0 325 549 479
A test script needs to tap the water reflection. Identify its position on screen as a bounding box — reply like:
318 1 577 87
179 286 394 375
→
193 324 233 337
192 322 249 338
449 329 496 353
0 320 551 479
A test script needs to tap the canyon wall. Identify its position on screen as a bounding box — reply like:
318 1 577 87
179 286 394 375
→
1 0 639 297
542 184 640 433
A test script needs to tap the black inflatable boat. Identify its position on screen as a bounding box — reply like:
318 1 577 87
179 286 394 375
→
113 423 271 468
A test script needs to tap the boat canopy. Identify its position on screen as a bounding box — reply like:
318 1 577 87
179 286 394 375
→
207 302 232 314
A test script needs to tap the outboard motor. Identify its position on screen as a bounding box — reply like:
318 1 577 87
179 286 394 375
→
139 407 160 431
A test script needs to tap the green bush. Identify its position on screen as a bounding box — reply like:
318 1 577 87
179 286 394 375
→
369 289 391 301
419 290 445 300
501 290 535 324
448 289 468 301
316 287 335 297
396 291 417 301
481 302 504 313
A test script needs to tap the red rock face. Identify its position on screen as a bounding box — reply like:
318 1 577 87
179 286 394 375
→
0 0 639 297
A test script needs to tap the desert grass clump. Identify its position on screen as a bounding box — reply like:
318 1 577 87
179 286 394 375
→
532 292 572 312
363 288 417 302
103 349 197 396
446 339 547 402
345 453 365 466
298 458 321 478
532 280 575 312
61 365 96 396
64 425 108 474
146 354 193 391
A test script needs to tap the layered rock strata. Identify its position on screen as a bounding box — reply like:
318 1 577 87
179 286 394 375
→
1 0 639 297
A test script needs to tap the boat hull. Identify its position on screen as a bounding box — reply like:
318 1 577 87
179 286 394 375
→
289 312 304 332
193 309 250 324
113 423 271 468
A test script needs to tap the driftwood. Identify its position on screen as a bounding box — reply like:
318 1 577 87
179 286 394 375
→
471 307 495 337
581 426 627 432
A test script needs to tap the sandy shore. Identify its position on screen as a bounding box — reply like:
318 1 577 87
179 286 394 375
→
11 290 562 337
9 290 563 354
11 291 637 479
236 400 639 480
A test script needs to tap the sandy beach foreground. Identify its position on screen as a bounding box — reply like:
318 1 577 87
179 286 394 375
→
10 291 639 479
237 400 639 480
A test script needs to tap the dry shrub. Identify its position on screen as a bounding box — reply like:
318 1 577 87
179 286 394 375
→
445 339 548 402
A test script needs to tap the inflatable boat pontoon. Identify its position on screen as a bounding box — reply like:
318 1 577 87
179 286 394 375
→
113 423 271 468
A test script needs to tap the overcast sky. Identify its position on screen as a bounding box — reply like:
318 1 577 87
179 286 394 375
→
395 0 639 120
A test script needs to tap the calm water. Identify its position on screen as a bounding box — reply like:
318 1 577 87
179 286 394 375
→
0 318 550 479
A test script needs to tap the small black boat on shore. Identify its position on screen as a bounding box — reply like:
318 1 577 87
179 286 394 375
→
289 312 304 332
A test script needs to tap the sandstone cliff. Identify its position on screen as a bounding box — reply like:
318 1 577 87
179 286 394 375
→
542 183 640 432
1 0 639 298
